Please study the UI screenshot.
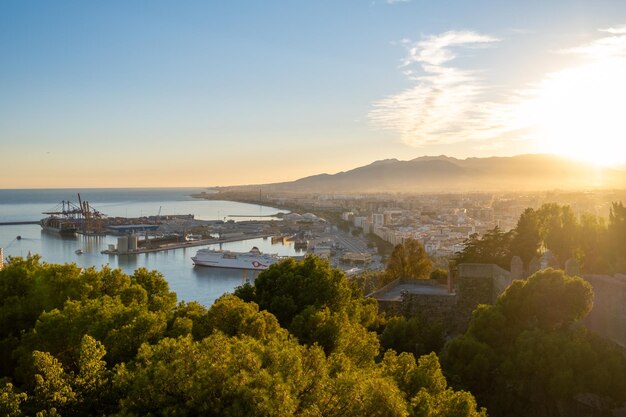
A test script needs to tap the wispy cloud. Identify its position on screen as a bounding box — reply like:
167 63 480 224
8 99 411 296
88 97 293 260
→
386 0 411 4
562 27 626 58
369 30 517 147
370 25 626 157
600 25 626 35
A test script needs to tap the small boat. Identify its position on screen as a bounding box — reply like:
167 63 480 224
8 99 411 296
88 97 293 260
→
75 249 83 255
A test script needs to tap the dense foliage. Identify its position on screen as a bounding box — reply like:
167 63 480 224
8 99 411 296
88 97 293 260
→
455 202 626 273
385 238 433 282
0 256 485 417
454 227 513 270
380 315 445 360
442 269 626 417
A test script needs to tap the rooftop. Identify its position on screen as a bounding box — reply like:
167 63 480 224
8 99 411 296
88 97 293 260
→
373 280 453 301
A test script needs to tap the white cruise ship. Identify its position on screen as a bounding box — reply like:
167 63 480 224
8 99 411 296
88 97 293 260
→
191 246 280 270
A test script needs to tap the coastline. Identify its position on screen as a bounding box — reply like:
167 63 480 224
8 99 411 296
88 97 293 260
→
190 192 294 216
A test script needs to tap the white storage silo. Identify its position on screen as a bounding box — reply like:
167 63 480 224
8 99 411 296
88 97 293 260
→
129 235 138 251
117 236 129 254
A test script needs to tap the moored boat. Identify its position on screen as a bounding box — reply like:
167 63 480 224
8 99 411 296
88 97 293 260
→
191 246 280 270
40 216 78 236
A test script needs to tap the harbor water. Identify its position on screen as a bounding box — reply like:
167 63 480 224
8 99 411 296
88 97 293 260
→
0 188 300 305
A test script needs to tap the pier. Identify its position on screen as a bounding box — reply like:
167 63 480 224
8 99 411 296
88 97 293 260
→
0 221 39 226
227 214 281 218
101 233 273 255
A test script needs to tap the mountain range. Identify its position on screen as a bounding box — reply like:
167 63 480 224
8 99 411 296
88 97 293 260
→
216 154 626 193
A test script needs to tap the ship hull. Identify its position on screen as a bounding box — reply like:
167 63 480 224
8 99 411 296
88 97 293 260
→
42 227 77 236
40 218 78 236
191 259 272 270
191 247 280 270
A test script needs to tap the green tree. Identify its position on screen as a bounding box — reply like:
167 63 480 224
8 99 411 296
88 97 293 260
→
31 350 76 414
576 212 609 273
386 239 432 282
536 203 579 264
0 258 486 417
234 256 355 328
0 383 27 417
115 333 407 417
235 257 381 363
381 351 487 417
0 259 178 381
443 269 626 416
454 227 513 269
27 335 114 416
510 208 541 265
380 316 445 359
608 201 626 272
14 295 169 383
429 268 448 283
167 301 211 340
290 307 380 366
205 294 288 341
351 270 388 294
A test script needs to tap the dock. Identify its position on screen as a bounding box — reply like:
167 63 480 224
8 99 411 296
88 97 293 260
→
227 214 281 218
101 233 273 255
0 221 39 226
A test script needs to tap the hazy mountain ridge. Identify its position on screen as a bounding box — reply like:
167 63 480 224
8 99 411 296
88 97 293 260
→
216 154 626 193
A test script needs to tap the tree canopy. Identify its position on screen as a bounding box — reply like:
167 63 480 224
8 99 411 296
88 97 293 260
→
386 238 433 282
0 256 485 417
454 227 513 269
442 269 626 416
455 201 626 274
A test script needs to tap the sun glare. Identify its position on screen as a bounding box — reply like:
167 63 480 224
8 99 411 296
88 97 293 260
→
528 57 626 166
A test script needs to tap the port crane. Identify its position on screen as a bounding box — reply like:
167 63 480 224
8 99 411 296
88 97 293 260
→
76 193 106 234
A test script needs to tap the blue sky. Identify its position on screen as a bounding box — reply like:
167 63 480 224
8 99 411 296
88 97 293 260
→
2 1 626 187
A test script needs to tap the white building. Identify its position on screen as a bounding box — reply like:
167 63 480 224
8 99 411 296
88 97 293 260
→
372 213 384 226
353 216 367 228
362 220 373 235
341 212 354 222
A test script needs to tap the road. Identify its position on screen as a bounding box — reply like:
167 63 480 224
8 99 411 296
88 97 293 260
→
333 230 368 253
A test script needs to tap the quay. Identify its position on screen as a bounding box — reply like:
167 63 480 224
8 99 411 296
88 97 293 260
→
0 221 39 226
227 214 281 218
101 233 273 256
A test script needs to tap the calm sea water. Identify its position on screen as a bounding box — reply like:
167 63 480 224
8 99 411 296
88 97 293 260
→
0 188 298 305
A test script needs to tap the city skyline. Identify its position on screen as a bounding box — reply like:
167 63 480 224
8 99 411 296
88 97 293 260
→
2 1 626 188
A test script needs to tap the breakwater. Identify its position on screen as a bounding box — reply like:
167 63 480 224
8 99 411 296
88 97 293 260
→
102 233 272 255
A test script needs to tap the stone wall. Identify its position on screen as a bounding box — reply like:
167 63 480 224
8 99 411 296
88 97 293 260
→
456 264 494 301
373 278 453 318
374 265 513 335
376 299 402 316
401 292 460 333
491 265 515 302
455 263 509 331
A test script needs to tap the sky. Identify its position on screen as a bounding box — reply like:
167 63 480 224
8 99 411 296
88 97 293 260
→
2 0 626 188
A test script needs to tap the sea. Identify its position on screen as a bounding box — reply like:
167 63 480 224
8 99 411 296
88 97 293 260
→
0 188 301 306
